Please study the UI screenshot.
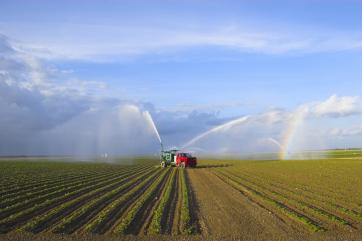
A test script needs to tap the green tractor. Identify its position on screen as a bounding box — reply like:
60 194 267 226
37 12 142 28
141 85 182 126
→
160 149 197 168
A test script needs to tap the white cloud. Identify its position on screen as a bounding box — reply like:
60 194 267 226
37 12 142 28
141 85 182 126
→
0 34 159 156
4 20 361 62
329 126 362 137
310 95 362 118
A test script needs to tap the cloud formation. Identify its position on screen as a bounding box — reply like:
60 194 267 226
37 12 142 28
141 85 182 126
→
7 21 362 62
310 95 362 118
0 34 159 156
1 33 362 158
329 126 362 137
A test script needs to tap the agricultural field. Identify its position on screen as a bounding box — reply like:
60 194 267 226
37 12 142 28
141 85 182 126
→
1 157 362 241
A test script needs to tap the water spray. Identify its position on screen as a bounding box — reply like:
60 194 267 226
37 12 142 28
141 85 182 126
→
143 111 163 151
267 138 282 149
183 115 250 148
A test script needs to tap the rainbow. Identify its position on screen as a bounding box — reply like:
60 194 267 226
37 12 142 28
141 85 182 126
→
279 108 307 159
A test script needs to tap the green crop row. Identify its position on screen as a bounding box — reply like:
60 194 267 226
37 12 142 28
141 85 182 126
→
2 164 148 201
221 159 362 208
0 167 134 209
222 169 350 227
84 168 164 233
213 170 324 232
51 167 155 234
148 168 177 234
0 166 150 230
0 167 116 197
18 167 154 233
230 168 356 224
179 168 192 234
113 168 170 234
0 162 154 198
238 168 362 212
0 165 146 220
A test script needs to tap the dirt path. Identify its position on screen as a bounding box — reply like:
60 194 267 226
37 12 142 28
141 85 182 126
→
187 167 303 240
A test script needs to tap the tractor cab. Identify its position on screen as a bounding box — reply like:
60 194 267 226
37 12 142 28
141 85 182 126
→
160 149 197 168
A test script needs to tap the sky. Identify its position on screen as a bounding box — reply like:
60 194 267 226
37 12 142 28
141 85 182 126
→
0 0 361 157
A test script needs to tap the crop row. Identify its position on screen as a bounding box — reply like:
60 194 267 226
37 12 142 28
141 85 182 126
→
220 169 351 229
1 163 198 236
234 161 362 209
148 168 177 234
51 168 157 234
84 168 166 234
212 169 324 232
0 166 118 195
0 166 153 233
0 165 146 209
112 168 171 234
179 168 193 234
18 167 156 234
0 164 148 220
239 168 362 211
0 164 147 201
231 169 362 226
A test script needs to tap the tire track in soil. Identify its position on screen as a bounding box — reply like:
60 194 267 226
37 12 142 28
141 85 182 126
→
30 168 154 234
124 168 172 235
162 168 179 235
93 168 166 234
0 167 148 234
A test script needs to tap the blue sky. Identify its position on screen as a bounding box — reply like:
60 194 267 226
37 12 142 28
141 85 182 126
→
0 0 361 156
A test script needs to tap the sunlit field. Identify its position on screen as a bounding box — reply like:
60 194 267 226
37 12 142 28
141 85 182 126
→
1 153 362 240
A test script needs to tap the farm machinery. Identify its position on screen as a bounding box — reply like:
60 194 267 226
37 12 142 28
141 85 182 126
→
148 111 197 168
160 149 197 168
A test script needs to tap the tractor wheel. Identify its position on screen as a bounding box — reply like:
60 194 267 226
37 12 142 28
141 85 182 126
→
160 161 166 168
